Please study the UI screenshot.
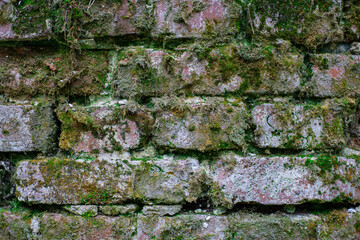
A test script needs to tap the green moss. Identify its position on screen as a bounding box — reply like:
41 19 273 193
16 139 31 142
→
305 155 340 174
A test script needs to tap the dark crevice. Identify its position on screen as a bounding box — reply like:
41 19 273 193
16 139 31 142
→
3 201 358 217
231 202 360 215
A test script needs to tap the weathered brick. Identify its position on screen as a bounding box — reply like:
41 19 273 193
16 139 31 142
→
137 214 230 240
133 157 203 204
15 157 203 205
0 210 137 240
307 54 360 97
0 0 50 41
247 0 343 49
349 106 360 151
3 209 360 240
151 0 241 40
0 47 109 97
152 97 248 151
0 103 56 153
344 0 360 41
57 100 153 153
207 152 360 208
251 101 345 150
112 46 303 98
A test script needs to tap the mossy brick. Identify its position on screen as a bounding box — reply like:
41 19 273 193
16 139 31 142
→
348 106 360 151
16 158 137 205
307 54 360 98
112 45 303 98
0 47 109 97
207 152 360 208
15 157 203 205
344 0 360 41
151 0 242 41
57 100 153 153
2 209 360 239
245 0 343 49
100 204 139 216
251 101 346 150
152 97 248 151
0 210 137 240
137 214 231 239
52 0 150 42
0 103 57 153
142 205 182 216
133 157 203 204
0 0 50 41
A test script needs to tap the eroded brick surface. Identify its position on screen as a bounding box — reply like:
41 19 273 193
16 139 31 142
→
152 97 248 151
207 152 360 208
15 157 203 205
0 103 56 153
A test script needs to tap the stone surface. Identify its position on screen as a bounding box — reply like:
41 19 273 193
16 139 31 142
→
307 54 360 97
0 210 137 240
112 46 303 98
0 47 109 97
150 0 241 40
207 152 360 208
100 204 139 216
152 97 248 151
0 0 50 41
228 212 322 239
2 209 360 240
0 103 57 153
344 0 360 41
15 157 203 205
57 100 153 153
248 0 343 49
15 158 137 205
64 205 98 217
133 157 203 204
341 148 360 157
137 214 230 240
142 205 182 216
251 101 345 150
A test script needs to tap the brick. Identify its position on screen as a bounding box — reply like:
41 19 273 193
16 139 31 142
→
15 157 203 205
0 0 50 41
251 101 345 150
3 209 360 240
0 103 56 153
137 214 230 240
207 152 360 208
308 54 360 97
142 205 182 216
0 210 137 240
344 0 360 41
112 46 303 98
100 204 139 216
0 47 109 97
151 0 241 40
348 106 360 151
57 100 153 153
248 0 343 49
152 97 248 151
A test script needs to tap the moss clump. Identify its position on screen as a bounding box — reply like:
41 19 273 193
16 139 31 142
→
305 155 340 174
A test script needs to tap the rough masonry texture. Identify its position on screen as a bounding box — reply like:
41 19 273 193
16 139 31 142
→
1 0 360 239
